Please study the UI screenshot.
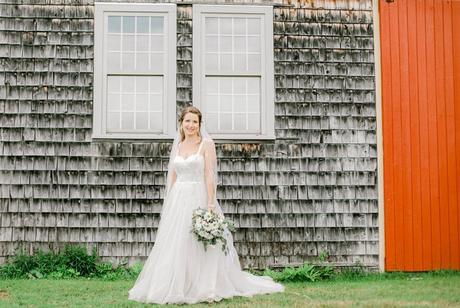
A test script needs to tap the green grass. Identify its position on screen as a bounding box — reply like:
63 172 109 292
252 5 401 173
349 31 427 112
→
0 271 459 307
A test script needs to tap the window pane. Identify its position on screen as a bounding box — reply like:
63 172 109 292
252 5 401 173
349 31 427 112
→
220 54 232 71
107 94 120 110
247 95 260 112
248 36 261 52
137 78 149 92
137 17 149 33
247 54 260 71
220 114 232 130
108 34 121 51
203 16 262 75
136 53 149 70
150 112 163 131
204 77 261 134
107 76 120 92
205 54 218 71
137 37 149 52
151 35 164 51
234 95 246 111
205 36 218 52
247 18 260 35
234 36 245 52
122 112 135 129
123 16 135 33
220 18 232 35
220 95 232 112
234 54 246 71
206 79 218 94
137 94 149 111
151 17 164 33
148 77 163 113
136 112 148 129
220 79 232 94
121 76 135 92
106 15 166 74
220 36 232 53
234 113 246 130
205 95 218 112
107 53 121 70
233 79 246 94
247 78 260 94
149 77 163 93
150 53 164 71
150 94 163 111
122 35 135 51
234 18 245 35
107 112 120 131
107 76 163 132
248 113 260 131
108 16 121 33
121 94 134 111
205 17 218 34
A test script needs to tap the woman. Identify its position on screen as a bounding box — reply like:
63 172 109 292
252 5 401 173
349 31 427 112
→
128 106 284 304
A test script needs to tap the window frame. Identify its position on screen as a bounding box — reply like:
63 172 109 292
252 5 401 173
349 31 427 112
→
93 3 177 140
192 5 275 140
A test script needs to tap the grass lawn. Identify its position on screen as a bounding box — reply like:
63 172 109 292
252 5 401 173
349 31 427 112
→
0 271 459 307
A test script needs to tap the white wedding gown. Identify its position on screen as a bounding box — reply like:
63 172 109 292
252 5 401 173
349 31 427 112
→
128 141 284 304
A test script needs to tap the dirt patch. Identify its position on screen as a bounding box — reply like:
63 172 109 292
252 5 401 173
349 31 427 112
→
0 289 10 299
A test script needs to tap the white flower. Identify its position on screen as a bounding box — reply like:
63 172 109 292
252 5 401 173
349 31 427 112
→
191 208 235 255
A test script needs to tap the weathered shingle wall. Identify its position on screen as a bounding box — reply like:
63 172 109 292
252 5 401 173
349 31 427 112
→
0 0 378 269
270 0 378 267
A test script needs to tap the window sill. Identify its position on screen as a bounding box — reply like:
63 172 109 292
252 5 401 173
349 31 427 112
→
91 133 275 142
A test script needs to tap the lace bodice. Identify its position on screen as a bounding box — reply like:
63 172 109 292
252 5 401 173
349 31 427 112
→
173 140 205 183
173 154 205 183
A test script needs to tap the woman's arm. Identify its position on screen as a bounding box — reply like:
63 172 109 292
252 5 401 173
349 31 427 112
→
203 139 217 210
171 169 177 186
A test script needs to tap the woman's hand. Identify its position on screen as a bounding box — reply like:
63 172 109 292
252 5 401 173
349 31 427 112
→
207 204 216 213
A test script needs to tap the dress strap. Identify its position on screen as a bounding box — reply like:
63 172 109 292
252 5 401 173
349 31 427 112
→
197 138 204 155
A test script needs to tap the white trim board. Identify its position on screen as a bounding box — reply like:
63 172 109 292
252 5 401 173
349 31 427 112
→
373 0 385 273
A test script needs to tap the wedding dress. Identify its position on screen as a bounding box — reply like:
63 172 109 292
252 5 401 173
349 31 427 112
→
128 138 284 304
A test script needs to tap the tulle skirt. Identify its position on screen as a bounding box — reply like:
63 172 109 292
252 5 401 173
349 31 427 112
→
128 181 284 304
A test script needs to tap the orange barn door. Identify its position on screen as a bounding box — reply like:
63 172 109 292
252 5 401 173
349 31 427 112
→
380 0 460 271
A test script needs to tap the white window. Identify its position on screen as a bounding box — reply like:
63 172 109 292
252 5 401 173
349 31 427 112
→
93 3 176 139
193 5 275 139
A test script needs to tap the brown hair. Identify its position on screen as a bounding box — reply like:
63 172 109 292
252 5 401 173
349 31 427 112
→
178 106 202 141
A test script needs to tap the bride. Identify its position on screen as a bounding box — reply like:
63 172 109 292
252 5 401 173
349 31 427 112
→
128 106 284 304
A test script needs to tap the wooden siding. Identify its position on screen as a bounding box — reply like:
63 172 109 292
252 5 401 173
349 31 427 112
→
380 0 460 271
0 0 378 269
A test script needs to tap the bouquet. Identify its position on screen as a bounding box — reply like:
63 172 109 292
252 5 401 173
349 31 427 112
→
191 208 235 255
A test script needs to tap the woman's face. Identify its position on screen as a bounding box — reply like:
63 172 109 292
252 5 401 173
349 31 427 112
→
182 112 200 137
